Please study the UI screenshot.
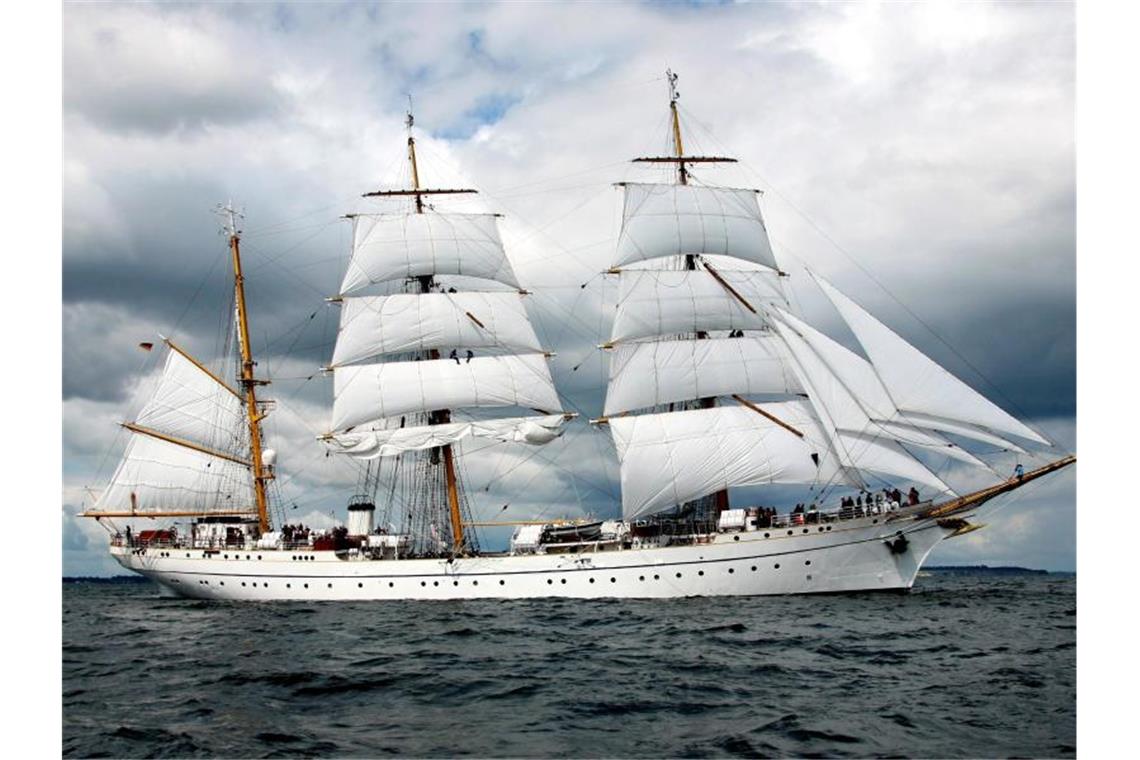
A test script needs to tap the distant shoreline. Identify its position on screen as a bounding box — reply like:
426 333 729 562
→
64 564 1074 583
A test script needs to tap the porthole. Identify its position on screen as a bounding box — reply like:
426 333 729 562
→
805 560 812 566
472 580 478 586
246 555 251 560
220 582 225 586
185 553 190 557
698 570 705 576
734 535 740 542
589 578 595 584
818 527 824 532
224 554 229 559
453 581 459 587
728 568 735 574
873 519 879 524
639 575 645 581
610 577 616 583
751 565 757 572
499 580 505 586
258 555 262 560
358 583 363 588
764 533 770 538
774 563 780 569
421 581 426 587
263 583 268 588
653 574 660 580
802 528 809 534
826 526 832 531
327 583 332 589
286 583 291 588
241 582 246 587
432 581 439 587
560 579 567 585
304 583 309 589
787 530 793 536
676 572 682 578
388 582 394 588
547 579 553 585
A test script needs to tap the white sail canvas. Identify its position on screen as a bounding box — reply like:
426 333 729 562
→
615 183 778 271
331 292 543 366
340 212 521 293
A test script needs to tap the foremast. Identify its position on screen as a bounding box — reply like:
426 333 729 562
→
223 204 274 534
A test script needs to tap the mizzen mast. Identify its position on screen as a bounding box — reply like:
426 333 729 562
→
221 203 274 534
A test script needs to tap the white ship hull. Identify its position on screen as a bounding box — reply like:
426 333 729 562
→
111 511 959 601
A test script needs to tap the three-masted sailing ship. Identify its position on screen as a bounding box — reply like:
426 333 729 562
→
84 73 1074 600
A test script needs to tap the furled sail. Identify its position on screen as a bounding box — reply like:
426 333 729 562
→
811 273 1049 446
609 402 854 520
604 336 801 416
615 183 778 271
92 346 254 514
340 212 521 294
325 414 567 459
610 268 782 344
331 292 543 367
331 354 561 432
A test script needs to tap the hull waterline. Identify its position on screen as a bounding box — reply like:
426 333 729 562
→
112 513 955 601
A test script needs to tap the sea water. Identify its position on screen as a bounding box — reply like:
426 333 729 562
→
63 571 1075 758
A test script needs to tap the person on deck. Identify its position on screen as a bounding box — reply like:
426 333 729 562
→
1014 463 1025 481
449 349 460 365
908 487 920 505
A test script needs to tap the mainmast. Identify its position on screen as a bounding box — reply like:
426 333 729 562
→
222 204 274 534
638 70 739 516
362 103 474 554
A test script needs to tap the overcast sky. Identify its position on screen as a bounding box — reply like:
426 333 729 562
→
62 1 1075 575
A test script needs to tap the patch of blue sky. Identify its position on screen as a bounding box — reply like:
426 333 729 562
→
435 92 521 140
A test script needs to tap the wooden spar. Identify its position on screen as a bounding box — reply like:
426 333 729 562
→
121 422 252 466
225 207 273 534
730 395 805 438
465 311 486 329
632 156 738 164
922 455 1076 520
442 440 465 551
702 261 758 314
162 337 242 399
81 509 259 519
669 69 686 186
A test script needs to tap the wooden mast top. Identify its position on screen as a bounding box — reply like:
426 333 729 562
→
222 203 273 534
633 69 736 185
362 101 478 212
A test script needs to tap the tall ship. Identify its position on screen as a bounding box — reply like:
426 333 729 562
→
83 73 1074 600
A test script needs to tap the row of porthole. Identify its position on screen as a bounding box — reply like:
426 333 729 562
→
730 520 878 542
194 561 818 590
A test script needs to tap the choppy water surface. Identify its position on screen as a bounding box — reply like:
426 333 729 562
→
63 572 1074 758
